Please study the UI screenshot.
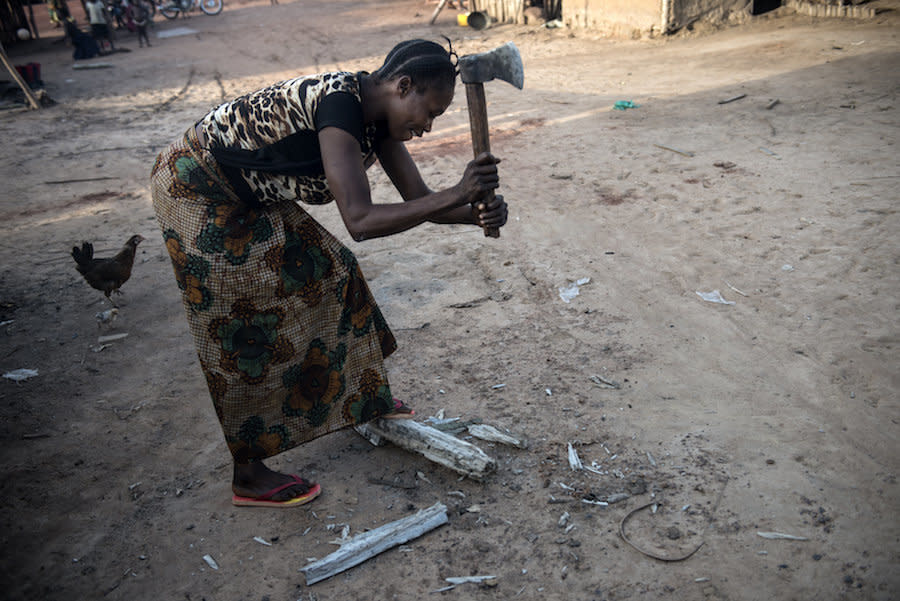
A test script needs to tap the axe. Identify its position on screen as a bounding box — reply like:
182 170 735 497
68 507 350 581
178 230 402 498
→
458 42 525 238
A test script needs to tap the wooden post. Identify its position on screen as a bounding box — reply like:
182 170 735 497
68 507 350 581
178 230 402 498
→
27 2 40 39
429 0 448 25
0 42 41 110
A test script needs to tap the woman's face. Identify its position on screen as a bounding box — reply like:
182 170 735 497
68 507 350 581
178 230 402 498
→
388 76 454 142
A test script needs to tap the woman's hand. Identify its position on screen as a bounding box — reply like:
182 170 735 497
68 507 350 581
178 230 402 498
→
472 194 508 230
458 152 501 205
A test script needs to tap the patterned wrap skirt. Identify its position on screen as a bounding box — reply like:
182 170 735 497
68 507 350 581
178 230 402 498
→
150 126 398 462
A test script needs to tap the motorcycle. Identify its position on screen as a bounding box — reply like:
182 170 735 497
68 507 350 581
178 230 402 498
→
156 0 223 19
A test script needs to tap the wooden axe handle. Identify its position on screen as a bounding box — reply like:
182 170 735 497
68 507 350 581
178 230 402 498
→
465 82 500 238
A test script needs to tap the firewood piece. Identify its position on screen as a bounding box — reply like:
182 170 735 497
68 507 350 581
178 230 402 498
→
356 419 497 480
301 502 449 585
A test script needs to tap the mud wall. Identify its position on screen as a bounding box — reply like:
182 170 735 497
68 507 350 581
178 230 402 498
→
669 0 752 31
562 0 661 35
561 0 753 35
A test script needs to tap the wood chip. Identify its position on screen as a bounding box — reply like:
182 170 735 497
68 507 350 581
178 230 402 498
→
757 531 808 541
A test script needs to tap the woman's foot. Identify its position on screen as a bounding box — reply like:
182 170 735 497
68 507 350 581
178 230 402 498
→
382 397 415 420
232 460 321 507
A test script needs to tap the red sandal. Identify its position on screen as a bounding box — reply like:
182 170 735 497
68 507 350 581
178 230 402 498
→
382 397 415 420
232 475 321 507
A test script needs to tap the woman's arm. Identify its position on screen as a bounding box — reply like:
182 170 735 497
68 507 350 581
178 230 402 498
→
319 127 500 241
376 136 507 228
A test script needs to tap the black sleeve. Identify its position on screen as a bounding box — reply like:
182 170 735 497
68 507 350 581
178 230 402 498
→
315 91 364 145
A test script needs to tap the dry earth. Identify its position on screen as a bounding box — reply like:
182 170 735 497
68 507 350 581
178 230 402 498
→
1 1 898 600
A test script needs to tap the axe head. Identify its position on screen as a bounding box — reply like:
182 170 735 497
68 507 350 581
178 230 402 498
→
458 42 524 89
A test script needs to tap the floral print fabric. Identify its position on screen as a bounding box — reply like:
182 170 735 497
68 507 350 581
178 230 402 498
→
150 127 397 462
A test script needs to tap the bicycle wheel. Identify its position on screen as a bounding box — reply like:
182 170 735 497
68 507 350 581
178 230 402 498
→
199 0 222 15
159 3 179 18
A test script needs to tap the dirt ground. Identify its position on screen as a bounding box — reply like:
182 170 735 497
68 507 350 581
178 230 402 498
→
1 1 898 599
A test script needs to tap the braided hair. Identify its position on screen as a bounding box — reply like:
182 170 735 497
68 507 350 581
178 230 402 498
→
371 38 458 93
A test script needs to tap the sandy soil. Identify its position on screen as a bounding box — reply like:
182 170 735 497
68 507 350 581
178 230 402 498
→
1 1 898 599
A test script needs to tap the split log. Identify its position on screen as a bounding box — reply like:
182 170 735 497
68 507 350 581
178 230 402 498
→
356 419 497 481
301 502 449 585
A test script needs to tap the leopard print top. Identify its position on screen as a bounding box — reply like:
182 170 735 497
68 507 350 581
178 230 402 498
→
196 71 378 206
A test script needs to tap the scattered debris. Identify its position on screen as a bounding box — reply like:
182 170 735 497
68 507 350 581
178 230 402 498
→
757 531 808 541
445 575 498 585
590 374 621 389
95 307 119 328
696 290 735 305
718 93 746 104
724 280 749 297
73 63 115 70
424 416 471 434
2 368 38 382
467 424 527 448
582 498 609 507
713 161 736 170
202 554 219 570
619 503 705 562
654 143 695 157
613 100 640 110
567 443 583 471
97 333 129 343
559 277 590 303
758 146 781 160
253 536 272 546
301 503 448 585
766 99 780 110
43 176 120 185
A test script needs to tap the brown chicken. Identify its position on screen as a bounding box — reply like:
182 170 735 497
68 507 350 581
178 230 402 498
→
71 234 145 304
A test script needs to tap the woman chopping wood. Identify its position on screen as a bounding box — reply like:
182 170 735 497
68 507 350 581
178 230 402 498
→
150 39 507 507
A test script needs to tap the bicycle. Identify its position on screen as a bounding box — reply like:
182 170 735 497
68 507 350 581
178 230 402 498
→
157 0 223 19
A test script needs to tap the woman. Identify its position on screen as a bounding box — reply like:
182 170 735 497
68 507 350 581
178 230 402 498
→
150 39 506 507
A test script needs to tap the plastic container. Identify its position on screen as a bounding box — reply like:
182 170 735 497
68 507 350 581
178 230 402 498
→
458 10 489 29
